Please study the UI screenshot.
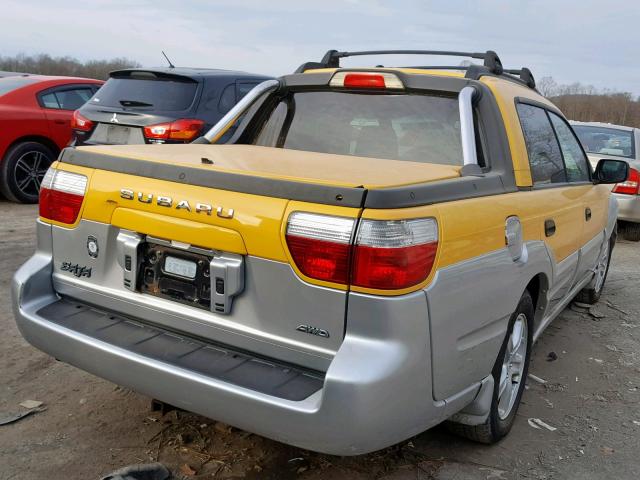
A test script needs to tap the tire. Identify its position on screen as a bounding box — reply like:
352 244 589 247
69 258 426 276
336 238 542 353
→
447 291 534 444
575 235 614 304
620 221 640 242
0 141 55 203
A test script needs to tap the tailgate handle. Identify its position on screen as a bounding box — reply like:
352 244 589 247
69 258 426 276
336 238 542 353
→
210 253 244 315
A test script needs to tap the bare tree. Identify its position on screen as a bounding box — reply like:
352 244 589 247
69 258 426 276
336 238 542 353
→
0 53 140 80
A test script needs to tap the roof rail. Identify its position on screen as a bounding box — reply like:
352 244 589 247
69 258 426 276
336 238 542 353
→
294 49 537 91
295 49 504 75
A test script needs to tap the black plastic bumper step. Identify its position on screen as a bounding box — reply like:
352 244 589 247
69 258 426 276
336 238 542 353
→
38 299 324 401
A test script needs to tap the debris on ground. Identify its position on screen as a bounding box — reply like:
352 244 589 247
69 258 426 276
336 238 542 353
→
0 406 46 426
528 373 547 384
606 300 629 315
547 351 558 362
588 307 606 319
178 463 196 476
528 418 557 432
100 463 171 480
19 400 43 409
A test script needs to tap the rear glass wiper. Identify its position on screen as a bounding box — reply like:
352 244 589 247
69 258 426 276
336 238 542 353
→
119 99 153 107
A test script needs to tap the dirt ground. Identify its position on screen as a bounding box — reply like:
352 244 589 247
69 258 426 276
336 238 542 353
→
1 199 639 480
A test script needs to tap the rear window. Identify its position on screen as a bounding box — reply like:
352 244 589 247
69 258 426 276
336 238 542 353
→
91 76 197 111
573 125 635 158
252 91 464 165
0 76 39 97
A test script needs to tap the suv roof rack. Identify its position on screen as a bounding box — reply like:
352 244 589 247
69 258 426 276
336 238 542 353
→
294 49 536 90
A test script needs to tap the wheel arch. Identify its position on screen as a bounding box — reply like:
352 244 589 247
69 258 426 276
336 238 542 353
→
2 135 61 162
524 272 550 332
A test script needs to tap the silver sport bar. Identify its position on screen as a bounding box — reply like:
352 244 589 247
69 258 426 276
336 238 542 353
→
202 79 280 144
458 85 482 175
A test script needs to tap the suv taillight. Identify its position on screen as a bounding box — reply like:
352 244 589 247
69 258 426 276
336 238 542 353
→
352 218 438 289
70 110 94 131
613 167 639 195
143 118 205 142
285 213 354 284
285 213 438 290
39 167 87 224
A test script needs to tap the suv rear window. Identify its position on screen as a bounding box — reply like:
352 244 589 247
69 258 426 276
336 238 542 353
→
92 76 197 111
573 125 635 158
253 91 463 165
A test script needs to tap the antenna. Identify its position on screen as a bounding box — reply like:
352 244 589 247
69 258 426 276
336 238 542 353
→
161 51 175 69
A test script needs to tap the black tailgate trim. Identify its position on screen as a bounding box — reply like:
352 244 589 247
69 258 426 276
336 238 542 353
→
60 148 366 208
38 298 325 401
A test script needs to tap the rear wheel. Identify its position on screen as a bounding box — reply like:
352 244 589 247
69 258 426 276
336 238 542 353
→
0 141 55 203
620 221 640 242
448 291 533 444
575 236 613 304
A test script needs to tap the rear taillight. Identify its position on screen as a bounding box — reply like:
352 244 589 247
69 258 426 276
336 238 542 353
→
70 110 94 131
330 71 404 90
285 213 438 290
39 168 87 224
613 167 639 195
352 219 438 290
143 118 204 142
285 213 355 284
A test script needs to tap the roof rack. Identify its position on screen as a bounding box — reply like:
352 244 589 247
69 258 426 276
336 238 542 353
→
294 49 536 90
503 68 536 89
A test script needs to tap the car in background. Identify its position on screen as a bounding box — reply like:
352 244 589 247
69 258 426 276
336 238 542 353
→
0 75 103 203
71 68 272 146
572 121 640 241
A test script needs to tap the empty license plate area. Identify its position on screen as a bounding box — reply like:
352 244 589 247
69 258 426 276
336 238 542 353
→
139 243 212 310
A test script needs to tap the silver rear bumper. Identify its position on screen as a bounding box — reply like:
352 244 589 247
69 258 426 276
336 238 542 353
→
614 193 640 223
12 223 479 455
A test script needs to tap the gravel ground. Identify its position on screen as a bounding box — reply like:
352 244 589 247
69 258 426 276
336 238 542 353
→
1 200 639 480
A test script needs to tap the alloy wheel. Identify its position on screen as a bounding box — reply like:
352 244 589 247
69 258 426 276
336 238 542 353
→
497 313 528 420
13 150 50 198
594 241 610 293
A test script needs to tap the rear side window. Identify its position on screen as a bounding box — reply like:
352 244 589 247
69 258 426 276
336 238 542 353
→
253 91 464 165
516 103 566 184
573 125 635 158
41 87 94 110
548 113 590 182
92 76 197 111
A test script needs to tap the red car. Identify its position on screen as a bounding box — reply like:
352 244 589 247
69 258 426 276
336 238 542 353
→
0 75 103 203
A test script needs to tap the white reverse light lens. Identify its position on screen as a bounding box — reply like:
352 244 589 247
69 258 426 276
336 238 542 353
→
356 218 438 248
287 212 355 244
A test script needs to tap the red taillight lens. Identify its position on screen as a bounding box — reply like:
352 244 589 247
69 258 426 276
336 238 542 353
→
39 168 87 224
352 218 438 289
143 118 204 142
70 110 94 131
286 213 355 284
285 213 438 290
613 167 639 195
344 73 386 89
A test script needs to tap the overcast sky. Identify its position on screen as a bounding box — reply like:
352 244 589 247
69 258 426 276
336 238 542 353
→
2 0 639 94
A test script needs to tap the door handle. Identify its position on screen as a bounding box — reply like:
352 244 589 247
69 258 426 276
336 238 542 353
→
544 219 556 237
585 207 592 221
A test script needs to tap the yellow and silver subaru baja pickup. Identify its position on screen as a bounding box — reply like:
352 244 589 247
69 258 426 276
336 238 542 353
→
12 50 629 455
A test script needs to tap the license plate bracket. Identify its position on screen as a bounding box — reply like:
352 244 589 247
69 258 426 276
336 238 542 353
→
139 243 211 310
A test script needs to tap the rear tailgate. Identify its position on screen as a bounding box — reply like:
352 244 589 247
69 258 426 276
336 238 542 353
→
46 144 459 370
